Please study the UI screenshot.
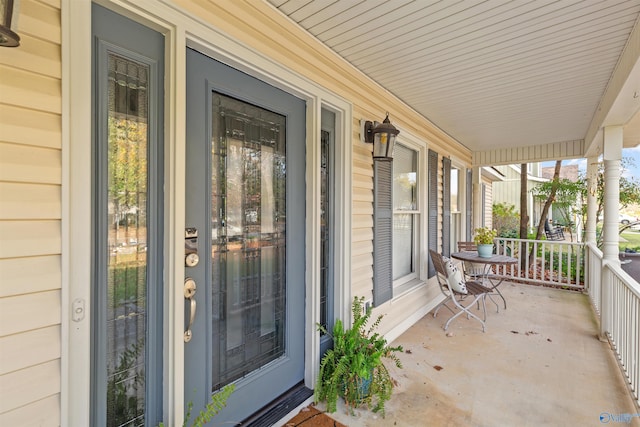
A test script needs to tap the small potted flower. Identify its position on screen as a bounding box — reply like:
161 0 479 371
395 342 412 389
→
473 227 497 258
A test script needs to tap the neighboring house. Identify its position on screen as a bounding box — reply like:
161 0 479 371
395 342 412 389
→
479 167 506 230
541 164 580 182
492 164 548 230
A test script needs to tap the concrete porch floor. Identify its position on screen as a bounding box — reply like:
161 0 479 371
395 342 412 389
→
317 282 639 426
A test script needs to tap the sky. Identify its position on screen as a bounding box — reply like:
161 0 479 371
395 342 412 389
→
542 145 640 181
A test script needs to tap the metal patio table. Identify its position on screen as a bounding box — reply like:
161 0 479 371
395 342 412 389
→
451 251 518 310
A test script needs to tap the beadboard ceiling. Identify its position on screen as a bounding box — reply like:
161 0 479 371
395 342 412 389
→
267 0 640 156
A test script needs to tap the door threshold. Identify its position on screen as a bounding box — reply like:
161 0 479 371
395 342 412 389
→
240 382 313 426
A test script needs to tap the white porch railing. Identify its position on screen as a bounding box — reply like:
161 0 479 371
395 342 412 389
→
589 244 640 408
493 238 584 289
585 243 603 315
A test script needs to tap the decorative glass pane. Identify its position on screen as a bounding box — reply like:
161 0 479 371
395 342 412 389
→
211 92 287 391
106 53 148 427
320 130 330 333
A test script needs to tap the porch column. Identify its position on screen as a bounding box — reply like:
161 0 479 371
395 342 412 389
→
472 166 482 230
601 126 623 263
584 155 598 244
600 126 623 337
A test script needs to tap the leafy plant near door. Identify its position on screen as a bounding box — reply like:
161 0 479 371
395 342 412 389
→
158 384 235 427
315 296 403 416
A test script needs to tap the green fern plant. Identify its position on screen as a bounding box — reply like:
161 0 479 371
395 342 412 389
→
315 296 403 416
158 384 235 427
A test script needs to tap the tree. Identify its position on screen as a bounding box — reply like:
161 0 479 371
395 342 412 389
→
531 156 640 246
519 164 529 268
576 157 640 226
532 160 562 240
108 117 147 226
519 164 529 239
532 177 582 241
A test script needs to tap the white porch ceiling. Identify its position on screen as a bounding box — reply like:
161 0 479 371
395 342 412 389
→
267 0 640 158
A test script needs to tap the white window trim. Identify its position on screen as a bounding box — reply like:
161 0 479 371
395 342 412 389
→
449 160 465 249
391 130 427 295
62 1 352 425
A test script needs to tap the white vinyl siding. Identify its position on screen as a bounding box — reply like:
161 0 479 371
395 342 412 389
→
0 0 62 425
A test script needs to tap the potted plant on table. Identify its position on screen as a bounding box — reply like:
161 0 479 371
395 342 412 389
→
473 227 497 258
315 296 403 416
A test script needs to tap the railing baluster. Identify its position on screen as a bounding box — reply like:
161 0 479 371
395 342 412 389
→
597 257 640 407
493 237 588 289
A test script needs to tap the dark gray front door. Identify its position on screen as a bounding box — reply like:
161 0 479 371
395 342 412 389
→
185 48 306 425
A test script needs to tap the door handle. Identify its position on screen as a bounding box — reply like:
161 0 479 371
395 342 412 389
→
184 278 197 342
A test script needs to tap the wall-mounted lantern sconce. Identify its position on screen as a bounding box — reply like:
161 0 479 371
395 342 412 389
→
0 0 20 47
361 112 400 160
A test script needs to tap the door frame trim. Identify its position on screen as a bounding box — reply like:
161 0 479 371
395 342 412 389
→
63 1 352 425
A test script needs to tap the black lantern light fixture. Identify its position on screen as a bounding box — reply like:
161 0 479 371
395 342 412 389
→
0 0 20 47
362 112 400 160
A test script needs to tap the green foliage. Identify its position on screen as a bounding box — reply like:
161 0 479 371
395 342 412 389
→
107 341 145 427
108 117 148 216
108 260 146 308
576 157 640 236
473 227 497 245
158 384 235 427
620 230 640 252
492 202 519 237
544 251 585 283
531 178 582 237
315 297 403 416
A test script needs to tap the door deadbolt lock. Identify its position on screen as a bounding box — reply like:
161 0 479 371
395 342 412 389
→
185 252 199 267
185 227 199 267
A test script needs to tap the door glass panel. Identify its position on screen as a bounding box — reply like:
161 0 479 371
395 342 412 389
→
320 130 330 333
106 53 148 427
211 92 287 391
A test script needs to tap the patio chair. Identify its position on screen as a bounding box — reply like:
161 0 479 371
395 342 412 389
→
457 241 477 251
457 241 485 281
544 219 564 240
429 249 491 332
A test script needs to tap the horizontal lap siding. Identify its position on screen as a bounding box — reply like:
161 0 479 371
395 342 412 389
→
0 0 62 424
483 178 494 228
0 394 60 427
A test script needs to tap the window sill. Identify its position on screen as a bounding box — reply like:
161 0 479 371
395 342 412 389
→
393 277 426 298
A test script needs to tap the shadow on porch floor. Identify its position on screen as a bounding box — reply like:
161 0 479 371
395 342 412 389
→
292 282 639 427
